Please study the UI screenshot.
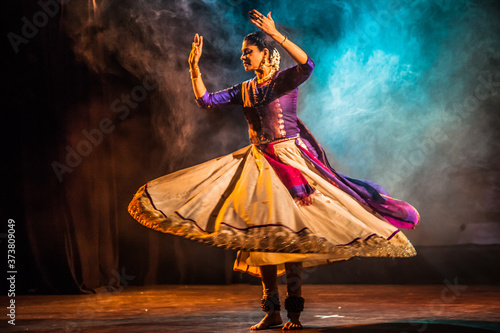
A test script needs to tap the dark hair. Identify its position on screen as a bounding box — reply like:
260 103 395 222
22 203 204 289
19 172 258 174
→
244 31 276 61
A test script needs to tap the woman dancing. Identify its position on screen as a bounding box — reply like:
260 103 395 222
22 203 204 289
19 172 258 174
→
129 9 419 330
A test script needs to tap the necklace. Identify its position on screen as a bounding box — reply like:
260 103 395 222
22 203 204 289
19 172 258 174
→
250 73 277 143
256 69 276 84
252 76 276 106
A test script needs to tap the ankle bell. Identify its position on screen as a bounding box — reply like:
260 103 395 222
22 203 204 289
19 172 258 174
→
261 295 281 312
284 296 304 313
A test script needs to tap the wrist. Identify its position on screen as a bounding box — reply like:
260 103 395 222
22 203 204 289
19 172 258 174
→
269 30 284 42
189 66 201 80
279 35 288 47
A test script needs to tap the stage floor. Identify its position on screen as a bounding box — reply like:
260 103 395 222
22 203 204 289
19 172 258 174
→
2 284 500 332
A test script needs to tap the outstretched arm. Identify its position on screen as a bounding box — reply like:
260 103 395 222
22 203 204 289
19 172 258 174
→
249 9 308 65
188 33 207 98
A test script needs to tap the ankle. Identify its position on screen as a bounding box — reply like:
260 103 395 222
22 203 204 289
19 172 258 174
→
261 294 281 313
268 310 281 317
284 296 304 319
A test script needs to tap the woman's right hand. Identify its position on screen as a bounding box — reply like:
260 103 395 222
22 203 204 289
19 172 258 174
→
188 33 203 67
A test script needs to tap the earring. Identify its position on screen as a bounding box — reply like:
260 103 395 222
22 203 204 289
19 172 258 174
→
259 56 269 70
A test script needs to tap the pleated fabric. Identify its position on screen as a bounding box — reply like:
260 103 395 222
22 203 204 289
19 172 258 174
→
128 138 417 277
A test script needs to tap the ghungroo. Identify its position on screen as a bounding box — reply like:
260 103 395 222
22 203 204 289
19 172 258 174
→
261 295 281 312
284 296 304 313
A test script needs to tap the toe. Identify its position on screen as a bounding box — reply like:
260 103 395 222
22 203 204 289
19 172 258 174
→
282 321 302 330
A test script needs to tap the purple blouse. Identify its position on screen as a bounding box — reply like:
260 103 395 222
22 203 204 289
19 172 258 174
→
196 57 315 144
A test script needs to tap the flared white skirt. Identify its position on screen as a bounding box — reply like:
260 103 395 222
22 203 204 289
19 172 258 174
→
128 139 417 277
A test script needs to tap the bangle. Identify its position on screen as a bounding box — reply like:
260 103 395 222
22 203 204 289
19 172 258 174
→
189 67 201 79
280 35 287 46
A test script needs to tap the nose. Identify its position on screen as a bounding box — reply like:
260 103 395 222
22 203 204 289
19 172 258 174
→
240 54 245 61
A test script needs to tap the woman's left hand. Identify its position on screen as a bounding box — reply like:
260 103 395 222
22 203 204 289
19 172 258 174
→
249 9 278 36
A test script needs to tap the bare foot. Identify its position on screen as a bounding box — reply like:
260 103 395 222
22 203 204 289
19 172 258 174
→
251 311 283 330
282 312 302 330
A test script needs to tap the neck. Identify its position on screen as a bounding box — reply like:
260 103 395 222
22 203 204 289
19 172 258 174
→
255 66 275 84
255 66 272 80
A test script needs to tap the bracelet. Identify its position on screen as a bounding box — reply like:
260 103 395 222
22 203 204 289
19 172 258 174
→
189 67 201 80
280 35 287 46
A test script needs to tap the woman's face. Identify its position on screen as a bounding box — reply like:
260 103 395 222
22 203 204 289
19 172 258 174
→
241 41 266 71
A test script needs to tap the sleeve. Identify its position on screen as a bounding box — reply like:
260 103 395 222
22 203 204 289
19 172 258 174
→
274 56 315 96
195 83 243 110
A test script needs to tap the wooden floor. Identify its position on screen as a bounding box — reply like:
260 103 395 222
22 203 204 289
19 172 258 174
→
2 284 500 332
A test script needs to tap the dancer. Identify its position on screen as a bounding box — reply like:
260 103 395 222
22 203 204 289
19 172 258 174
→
129 9 419 330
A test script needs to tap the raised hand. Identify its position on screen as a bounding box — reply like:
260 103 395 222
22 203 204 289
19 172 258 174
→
249 9 308 65
188 33 203 67
248 9 278 37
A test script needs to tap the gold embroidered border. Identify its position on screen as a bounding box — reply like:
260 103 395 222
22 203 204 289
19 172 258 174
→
128 185 416 258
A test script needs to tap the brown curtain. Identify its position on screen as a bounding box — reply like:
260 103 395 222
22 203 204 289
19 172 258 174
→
4 1 243 294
